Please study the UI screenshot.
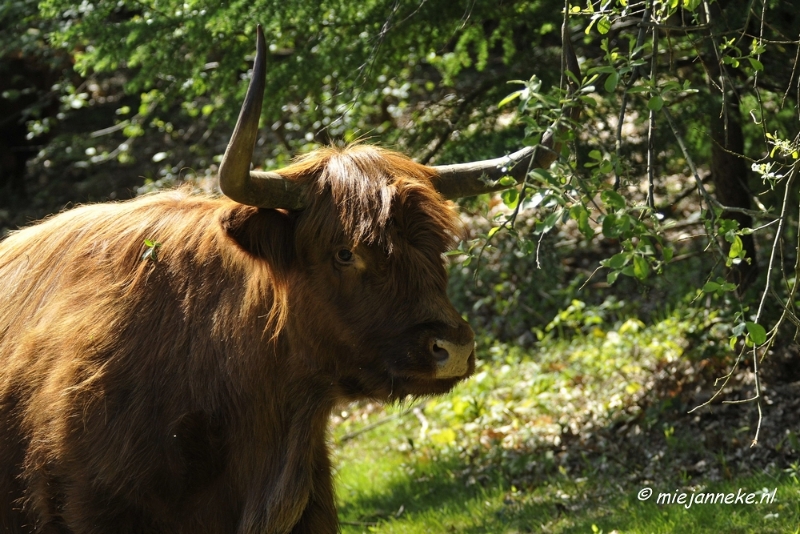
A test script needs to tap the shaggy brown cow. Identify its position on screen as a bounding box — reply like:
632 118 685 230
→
0 26 577 534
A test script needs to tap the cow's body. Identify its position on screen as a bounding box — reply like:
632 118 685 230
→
0 146 475 533
0 15 582 528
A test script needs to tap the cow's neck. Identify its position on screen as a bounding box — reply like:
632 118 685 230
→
229 337 337 532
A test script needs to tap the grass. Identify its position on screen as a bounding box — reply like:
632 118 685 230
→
334 412 800 533
332 308 800 532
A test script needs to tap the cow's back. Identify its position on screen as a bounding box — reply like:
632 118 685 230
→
0 192 271 532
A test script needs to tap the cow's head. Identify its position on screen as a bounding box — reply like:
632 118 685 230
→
272 145 477 399
216 26 578 400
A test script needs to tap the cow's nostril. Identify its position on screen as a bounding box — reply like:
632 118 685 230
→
431 338 474 378
431 342 450 363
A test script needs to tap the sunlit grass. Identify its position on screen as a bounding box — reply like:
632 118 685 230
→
333 310 800 532
335 416 800 533
335 413 800 533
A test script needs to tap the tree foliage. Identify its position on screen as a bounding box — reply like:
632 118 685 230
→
34 0 564 155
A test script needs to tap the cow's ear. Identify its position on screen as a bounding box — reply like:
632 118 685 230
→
220 205 296 270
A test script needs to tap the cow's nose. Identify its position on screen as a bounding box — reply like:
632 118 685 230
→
431 338 474 378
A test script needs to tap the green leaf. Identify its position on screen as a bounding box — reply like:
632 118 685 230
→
604 71 619 93
142 239 162 262
597 16 611 35
519 239 535 255
498 90 524 107
684 0 701 11
501 188 519 208
602 252 629 270
601 190 626 210
703 281 721 293
719 218 739 235
487 226 501 238
530 168 557 186
538 210 561 234
586 66 618 75
721 282 738 292
569 204 586 220
607 270 620 285
633 256 650 280
647 95 664 111
497 176 517 187
570 205 594 239
745 322 767 345
728 235 744 259
747 58 764 71
662 247 674 263
732 322 747 337
601 213 620 238
601 213 631 239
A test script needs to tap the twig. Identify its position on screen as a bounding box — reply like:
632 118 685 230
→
723 396 760 404
614 6 651 191
746 162 799 446
90 121 130 138
768 287 800 329
646 22 658 210
749 1 771 176
471 10 580 277
337 405 419 444
691 164 797 440
780 32 800 110
635 21 712 32
660 106 724 257
340 520 379 527
418 80 495 165
755 163 796 326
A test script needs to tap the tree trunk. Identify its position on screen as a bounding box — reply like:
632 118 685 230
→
709 96 758 290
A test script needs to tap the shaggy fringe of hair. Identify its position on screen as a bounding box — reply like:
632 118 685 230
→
278 144 463 251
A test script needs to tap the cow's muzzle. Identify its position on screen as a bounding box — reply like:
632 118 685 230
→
430 338 474 378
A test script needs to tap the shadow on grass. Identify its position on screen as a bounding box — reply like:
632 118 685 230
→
336 372 800 533
338 442 796 534
337 454 566 533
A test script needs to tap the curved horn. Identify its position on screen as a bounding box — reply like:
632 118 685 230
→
432 146 556 200
432 23 581 200
218 25 307 210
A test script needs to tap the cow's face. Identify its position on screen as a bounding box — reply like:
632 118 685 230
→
283 148 475 400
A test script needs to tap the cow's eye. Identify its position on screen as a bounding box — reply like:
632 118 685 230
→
335 248 355 265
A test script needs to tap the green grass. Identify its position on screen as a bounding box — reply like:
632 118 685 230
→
335 415 800 533
332 309 800 532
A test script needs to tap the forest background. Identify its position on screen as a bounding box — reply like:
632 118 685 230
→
2 0 800 531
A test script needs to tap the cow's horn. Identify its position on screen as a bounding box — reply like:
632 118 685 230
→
432 22 580 200
431 146 556 200
218 25 307 210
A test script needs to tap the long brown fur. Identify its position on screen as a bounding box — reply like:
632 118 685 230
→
0 145 474 533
